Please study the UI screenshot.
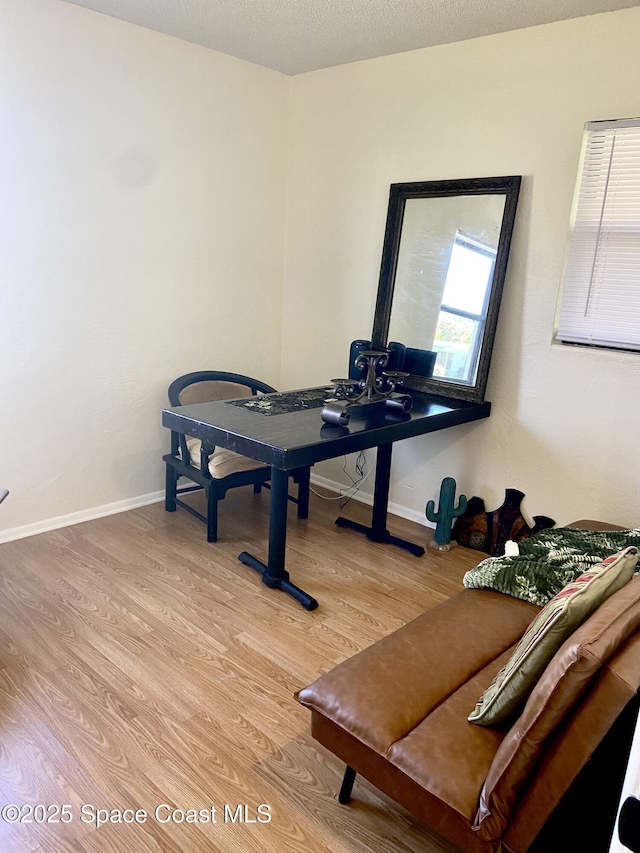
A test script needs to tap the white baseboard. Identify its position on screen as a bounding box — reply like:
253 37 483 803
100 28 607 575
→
0 474 435 547
310 472 434 530
0 491 165 545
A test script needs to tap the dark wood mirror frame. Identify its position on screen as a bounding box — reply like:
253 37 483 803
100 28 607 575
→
371 175 521 403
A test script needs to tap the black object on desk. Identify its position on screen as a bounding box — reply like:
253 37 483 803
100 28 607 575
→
162 387 491 610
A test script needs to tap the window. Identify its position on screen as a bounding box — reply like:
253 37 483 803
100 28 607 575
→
556 118 640 351
433 232 496 383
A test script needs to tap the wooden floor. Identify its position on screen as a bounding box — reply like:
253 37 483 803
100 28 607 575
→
0 487 486 853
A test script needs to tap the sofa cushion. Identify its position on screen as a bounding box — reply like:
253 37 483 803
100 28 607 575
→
385 658 513 822
473 574 640 842
296 590 538 756
468 547 639 725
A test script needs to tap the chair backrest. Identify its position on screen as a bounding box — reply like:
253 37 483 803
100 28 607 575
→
167 371 278 466
168 371 277 407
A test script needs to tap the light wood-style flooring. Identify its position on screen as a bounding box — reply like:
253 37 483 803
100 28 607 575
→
0 486 486 853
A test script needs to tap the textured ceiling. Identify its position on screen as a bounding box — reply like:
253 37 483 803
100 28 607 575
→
60 0 640 75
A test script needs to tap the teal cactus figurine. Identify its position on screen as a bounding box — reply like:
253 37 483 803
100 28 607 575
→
426 477 467 550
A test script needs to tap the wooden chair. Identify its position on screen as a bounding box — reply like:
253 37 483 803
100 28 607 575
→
163 371 310 542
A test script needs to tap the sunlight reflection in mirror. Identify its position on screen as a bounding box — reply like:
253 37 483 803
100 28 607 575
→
388 194 505 385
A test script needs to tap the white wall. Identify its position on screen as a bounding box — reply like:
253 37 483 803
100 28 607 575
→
0 0 288 539
282 8 640 530
2 4 639 542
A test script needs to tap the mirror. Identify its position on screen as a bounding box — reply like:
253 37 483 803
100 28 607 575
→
371 176 521 402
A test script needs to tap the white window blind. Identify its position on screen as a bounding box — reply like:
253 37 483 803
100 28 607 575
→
556 118 640 351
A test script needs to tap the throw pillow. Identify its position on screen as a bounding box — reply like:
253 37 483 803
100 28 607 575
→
473 572 640 842
468 546 639 725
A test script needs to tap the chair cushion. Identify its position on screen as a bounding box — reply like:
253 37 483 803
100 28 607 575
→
468 546 639 725
473 573 640 842
185 436 267 479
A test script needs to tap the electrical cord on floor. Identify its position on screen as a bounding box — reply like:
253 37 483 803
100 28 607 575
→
309 451 371 509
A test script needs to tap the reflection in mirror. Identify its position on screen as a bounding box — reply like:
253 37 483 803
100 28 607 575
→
388 194 506 386
372 177 521 402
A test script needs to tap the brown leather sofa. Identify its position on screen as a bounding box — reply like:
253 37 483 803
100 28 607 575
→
297 522 640 853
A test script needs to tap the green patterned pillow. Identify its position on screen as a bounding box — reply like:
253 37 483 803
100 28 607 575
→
468 546 639 726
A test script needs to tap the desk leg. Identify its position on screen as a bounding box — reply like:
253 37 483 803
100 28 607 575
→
239 467 319 611
335 443 425 557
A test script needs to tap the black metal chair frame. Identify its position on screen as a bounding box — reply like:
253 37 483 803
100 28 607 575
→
163 371 310 543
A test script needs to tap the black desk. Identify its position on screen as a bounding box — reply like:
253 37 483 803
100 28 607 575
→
162 387 490 610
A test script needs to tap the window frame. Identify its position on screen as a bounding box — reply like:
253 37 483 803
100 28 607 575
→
434 231 497 385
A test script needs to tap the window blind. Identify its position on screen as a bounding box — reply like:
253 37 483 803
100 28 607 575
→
556 118 640 351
